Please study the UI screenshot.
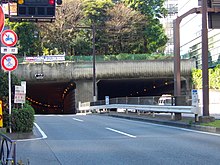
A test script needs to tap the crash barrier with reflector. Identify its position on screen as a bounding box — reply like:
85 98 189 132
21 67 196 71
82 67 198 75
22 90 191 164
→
78 96 201 121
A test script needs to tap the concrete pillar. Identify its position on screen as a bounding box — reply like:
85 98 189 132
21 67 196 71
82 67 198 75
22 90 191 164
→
75 80 94 110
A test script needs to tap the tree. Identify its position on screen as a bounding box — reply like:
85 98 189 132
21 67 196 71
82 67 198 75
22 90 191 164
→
37 0 168 55
82 0 114 26
38 0 85 55
102 3 147 54
6 19 41 56
123 0 168 53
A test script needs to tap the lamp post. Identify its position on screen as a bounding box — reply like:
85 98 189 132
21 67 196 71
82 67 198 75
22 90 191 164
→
92 24 97 102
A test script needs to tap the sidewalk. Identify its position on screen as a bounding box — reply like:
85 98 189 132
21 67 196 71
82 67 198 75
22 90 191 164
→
106 111 220 134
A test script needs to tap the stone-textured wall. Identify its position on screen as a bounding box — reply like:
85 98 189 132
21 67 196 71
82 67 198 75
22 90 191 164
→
13 59 195 110
14 59 195 81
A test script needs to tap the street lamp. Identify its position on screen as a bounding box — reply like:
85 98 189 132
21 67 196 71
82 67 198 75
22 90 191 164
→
92 24 97 102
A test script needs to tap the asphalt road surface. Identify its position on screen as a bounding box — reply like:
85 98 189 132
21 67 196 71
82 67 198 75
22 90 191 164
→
17 114 220 165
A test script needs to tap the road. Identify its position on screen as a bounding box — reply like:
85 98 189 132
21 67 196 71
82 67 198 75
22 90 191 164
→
17 115 220 165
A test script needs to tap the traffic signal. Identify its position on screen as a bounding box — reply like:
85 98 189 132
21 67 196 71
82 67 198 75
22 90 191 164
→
17 0 55 17
56 0 62 5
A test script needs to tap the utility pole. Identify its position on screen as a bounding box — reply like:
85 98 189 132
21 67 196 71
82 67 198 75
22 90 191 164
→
201 0 209 116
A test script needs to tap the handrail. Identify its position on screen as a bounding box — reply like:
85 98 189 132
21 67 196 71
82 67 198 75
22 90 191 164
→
78 96 200 113
0 133 16 165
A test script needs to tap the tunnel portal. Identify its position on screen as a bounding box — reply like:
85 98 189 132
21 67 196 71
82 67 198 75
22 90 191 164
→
97 78 186 100
26 78 186 114
26 81 76 114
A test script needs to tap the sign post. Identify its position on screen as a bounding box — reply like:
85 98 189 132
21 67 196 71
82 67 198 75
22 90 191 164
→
0 29 18 133
0 100 3 128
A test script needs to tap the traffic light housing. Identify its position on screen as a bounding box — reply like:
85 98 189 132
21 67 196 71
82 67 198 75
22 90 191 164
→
17 0 55 18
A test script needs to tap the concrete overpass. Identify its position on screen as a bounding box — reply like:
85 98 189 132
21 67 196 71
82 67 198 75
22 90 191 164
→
13 59 196 114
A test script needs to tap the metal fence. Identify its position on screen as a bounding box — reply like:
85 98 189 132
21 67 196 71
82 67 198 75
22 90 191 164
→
0 133 16 165
88 96 190 107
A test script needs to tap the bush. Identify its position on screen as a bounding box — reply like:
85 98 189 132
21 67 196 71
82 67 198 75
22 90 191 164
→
11 103 35 132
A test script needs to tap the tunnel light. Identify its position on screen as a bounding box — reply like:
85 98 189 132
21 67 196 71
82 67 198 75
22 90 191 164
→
18 0 24 5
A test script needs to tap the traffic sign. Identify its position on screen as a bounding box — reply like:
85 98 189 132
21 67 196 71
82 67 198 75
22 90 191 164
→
14 85 25 104
1 29 18 47
1 54 18 71
1 47 18 54
0 6 4 34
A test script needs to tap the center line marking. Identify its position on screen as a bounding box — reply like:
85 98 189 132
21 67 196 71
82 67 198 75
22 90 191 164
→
106 127 136 138
72 118 84 122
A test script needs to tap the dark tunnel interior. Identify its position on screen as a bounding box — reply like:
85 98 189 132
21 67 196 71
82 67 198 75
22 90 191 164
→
26 78 186 114
97 78 178 100
26 81 76 114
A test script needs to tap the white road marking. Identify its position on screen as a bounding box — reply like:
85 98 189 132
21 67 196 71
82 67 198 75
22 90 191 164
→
17 123 47 142
72 118 84 122
126 119 220 137
106 127 136 138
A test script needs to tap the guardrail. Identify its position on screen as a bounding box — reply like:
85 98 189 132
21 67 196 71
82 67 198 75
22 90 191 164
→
0 133 16 165
78 96 201 121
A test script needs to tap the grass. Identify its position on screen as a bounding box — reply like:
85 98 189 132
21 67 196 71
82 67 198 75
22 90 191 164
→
200 119 220 128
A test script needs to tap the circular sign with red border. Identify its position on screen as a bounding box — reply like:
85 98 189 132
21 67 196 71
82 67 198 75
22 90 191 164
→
0 6 4 34
1 29 18 47
1 54 18 71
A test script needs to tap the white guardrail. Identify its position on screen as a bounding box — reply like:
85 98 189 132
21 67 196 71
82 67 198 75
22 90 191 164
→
78 103 201 115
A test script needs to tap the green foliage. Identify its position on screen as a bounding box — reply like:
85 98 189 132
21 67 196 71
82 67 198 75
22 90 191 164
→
82 0 113 25
0 72 20 111
192 68 202 89
123 0 168 53
5 19 41 56
192 65 220 89
71 53 172 61
116 54 131 60
7 0 168 57
11 103 35 132
201 120 220 128
123 0 167 19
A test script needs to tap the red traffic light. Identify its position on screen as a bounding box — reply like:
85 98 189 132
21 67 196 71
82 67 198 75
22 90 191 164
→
48 0 55 5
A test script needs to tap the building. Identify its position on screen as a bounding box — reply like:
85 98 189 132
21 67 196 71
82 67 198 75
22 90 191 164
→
162 0 220 68
161 0 178 55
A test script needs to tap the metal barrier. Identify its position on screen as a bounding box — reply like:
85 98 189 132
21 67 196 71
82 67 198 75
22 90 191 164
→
0 133 16 165
78 96 200 120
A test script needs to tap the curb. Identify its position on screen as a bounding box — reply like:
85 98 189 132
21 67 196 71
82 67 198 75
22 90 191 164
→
108 113 220 134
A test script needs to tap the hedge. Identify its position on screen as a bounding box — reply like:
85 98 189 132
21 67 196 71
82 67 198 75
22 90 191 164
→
11 103 35 133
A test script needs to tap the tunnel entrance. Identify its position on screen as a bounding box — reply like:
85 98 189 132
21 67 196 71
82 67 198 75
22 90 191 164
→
26 81 76 114
97 78 178 100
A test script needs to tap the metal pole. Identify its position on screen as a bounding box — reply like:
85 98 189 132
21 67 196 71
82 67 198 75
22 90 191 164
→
92 25 97 102
8 71 12 133
202 0 209 116
173 18 181 96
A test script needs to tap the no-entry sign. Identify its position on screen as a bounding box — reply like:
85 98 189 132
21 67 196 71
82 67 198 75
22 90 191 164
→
1 54 18 71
